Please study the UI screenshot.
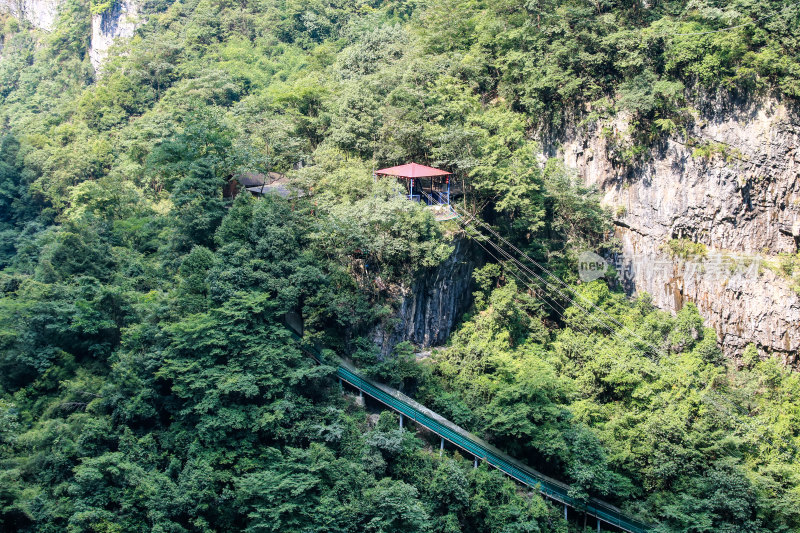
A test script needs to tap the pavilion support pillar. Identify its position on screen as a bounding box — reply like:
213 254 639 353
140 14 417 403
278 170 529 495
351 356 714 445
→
564 505 567 521
597 518 601 532
338 378 343 394
399 414 404 429
440 438 444 457
473 457 478 469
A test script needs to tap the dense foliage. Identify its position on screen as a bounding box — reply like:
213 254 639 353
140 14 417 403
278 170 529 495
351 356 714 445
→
1 0 799 531
420 283 800 532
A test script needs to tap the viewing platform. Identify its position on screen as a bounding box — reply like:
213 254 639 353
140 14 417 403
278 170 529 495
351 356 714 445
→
375 162 459 221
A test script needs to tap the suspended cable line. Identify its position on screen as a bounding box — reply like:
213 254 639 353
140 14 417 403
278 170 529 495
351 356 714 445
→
419 189 663 355
447 200 666 358
455 218 634 350
422 189 619 331
457 218 662 356
455 218 581 326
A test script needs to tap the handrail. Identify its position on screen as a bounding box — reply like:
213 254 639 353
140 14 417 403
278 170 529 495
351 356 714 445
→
290 332 651 533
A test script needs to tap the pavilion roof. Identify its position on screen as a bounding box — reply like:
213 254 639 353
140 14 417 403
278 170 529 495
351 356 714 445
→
375 162 451 179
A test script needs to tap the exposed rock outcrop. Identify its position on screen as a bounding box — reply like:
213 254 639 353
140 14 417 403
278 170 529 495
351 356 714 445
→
0 0 60 31
89 0 139 72
560 92 800 363
372 238 482 357
0 0 140 71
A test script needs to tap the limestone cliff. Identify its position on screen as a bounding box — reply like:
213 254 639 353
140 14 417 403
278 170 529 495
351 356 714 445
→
0 0 60 31
0 0 140 71
372 238 482 357
560 93 800 363
89 0 139 71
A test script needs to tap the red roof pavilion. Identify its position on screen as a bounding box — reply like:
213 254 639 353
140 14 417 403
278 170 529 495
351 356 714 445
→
375 162 451 179
375 162 453 210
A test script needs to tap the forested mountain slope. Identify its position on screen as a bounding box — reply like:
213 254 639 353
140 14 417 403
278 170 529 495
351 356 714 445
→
1 0 799 532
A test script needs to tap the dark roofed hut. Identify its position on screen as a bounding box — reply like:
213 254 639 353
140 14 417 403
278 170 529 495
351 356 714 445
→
224 172 290 199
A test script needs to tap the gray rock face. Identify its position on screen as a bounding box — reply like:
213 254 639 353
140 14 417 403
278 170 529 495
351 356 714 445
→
0 0 60 31
89 0 140 72
0 0 140 71
560 92 800 363
372 238 482 357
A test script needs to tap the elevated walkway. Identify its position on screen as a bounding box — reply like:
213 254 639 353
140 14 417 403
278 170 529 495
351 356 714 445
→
292 332 651 533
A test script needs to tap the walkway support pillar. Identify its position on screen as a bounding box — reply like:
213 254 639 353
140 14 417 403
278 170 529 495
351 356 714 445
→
440 438 444 457
338 378 343 394
597 519 601 532
399 414 404 429
473 457 478 469
564 505 567 521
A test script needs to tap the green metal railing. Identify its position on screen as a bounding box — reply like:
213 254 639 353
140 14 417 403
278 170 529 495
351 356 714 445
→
292 333 651 533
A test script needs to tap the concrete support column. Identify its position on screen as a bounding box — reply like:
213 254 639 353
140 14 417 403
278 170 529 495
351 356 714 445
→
597 519 601 533
338 378 343 394
564 505 568 521
440 438 444 457
473 457 478 469
355 388 364 407
399 414 404 429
